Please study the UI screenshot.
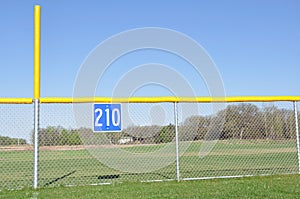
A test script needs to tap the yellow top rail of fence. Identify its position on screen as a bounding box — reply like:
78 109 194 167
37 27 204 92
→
0 98 33 104
0 96 300 104
39 96 300 103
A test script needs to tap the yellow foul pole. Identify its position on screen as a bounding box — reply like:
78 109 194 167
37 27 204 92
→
34 5 40 99
33 5 40 189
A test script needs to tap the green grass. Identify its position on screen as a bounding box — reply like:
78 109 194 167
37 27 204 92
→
1 174 300 199
0 139 299 189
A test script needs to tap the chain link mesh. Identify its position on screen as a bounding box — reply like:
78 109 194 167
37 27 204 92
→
179 102 299 179
0 104 33 190
38 103 177 186
0 101 299 189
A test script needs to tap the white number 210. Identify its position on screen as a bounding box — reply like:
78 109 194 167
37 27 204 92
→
94 108 121 127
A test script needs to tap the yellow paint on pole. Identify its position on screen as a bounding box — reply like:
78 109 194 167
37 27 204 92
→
34 5 41 99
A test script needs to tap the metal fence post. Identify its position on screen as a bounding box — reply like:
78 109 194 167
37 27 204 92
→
174 102 180 181
33 99 40 189
294 101 300 174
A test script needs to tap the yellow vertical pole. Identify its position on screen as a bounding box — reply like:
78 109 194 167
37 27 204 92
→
34 5 40 99
33 5 40 189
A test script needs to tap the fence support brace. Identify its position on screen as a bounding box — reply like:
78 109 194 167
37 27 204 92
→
294 101 300 174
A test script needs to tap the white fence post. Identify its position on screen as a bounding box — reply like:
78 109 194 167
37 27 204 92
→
174 102 180 181
294 101 300 174
33 99 40 189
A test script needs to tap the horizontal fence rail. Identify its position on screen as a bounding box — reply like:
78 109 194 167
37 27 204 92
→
2 96 300 104
41 96 300 103
0 98 33 104
0 96 300 190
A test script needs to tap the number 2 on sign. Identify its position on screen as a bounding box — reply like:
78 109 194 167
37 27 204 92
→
94 108 103 127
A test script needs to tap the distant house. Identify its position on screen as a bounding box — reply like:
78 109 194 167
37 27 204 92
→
118 137 133 144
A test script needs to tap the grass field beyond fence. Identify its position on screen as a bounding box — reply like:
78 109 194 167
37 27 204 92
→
1 139 298 189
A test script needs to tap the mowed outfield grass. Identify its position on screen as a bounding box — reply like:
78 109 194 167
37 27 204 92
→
1 174 300 199
0 139 299 189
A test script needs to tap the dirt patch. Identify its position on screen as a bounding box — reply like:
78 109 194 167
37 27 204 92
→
40 145 86 151
0 145 33 151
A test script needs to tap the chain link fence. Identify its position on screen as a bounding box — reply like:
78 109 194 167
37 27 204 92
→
0 100 300 189
0 104 33 189
179 102 299 180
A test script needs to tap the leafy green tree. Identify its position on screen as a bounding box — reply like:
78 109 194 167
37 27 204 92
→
154 124 175 143
59 129 69 145
32 126 83 146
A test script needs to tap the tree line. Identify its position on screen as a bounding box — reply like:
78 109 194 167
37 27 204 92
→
5 103 297 147
183 104 297 141
0 135 27 146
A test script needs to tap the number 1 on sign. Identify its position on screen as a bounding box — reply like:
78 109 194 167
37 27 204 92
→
105 108 110 126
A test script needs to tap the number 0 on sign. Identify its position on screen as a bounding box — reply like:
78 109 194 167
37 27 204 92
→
94 104 122 132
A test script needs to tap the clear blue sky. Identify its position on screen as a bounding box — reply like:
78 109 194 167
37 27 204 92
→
0 0 299 97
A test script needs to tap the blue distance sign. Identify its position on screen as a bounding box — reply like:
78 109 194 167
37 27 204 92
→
93 104 122 132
